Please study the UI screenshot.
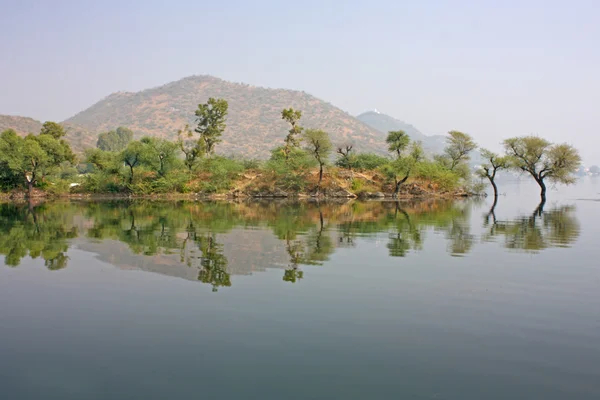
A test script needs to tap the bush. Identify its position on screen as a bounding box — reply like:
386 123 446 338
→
336 152 390 170
414 161 460 191
196 156 245 192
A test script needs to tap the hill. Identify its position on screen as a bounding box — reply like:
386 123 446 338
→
0 115 96 152
65 75 387 158
0 115 43 135
356 111 447 155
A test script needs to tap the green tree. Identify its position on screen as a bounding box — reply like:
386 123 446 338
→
281 108 303 160
140 136 178 176
121 141 146 183
40 121 66 139
302 129 333 187
178 124 204 172
195 98 228 155
382 138 424 197
504 136 582 201
477 149 509 198
97 127 133 151
0 129 75 196
443 130 477 171
386 130 411 157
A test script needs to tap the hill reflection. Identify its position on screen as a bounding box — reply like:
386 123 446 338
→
0 199 581 290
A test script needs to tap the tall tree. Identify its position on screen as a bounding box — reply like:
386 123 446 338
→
477 149 509 198
302 129 332 187
444 130 477 170
386 130 411 158
281 108 303 160
40 121 66 139
121 141 146 183
195 98 228 155
382 141 424 197
504 136 581 201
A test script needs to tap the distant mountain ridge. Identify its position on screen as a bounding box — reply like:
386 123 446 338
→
356 111 447 155
2 75 461 160
0 114 96 151
64 75 388 158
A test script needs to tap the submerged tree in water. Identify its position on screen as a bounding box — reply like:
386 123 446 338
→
504 136 581 201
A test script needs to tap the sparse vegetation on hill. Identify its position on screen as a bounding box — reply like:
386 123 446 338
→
64 75 386 158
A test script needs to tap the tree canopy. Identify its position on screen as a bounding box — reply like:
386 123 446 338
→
504 136 581 200
195 98 228 155
97 127 134 151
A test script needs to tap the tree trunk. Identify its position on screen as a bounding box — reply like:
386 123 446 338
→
318 163 324 185
536 177 547 202
129 165 134 183
27 181 33 198
393 173 410 197
488 176 498 198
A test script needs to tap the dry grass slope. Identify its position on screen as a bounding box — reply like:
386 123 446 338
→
65 75 387 158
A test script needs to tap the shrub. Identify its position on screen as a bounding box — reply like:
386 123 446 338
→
336 152 390 170
414 161 460 191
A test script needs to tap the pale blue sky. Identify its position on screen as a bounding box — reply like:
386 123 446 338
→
1 0 599 162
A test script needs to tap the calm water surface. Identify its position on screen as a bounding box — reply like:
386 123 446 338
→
1 179 599 399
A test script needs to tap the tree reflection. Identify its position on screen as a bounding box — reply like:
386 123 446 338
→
0 202 77 268
483 200 580 252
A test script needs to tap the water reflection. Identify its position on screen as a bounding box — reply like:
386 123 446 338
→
0 199 581 289
483 200 580 252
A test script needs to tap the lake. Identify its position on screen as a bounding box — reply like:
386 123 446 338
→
1 178 599 399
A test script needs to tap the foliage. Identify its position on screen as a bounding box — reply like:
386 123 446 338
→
178 124 204 172
414 161 461 191
196 156 245 193
302 129 333 185
476 149 509 197
96 127 133 151
40 121 66 139
380 140 424 195
140 136 180 176
195 98 228 155
504 136 581 198
335 152 389 170
281 108 303 159
386 130 410 157
0 128 76 194
443 130 477 170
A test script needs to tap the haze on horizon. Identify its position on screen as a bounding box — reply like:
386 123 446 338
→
1 0 598 163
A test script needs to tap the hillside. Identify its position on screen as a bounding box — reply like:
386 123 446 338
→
356 111 447 155
0 115 43 135
0 115 95 152
65 75 387 158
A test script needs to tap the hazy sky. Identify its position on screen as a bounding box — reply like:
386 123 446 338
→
1 0 599 162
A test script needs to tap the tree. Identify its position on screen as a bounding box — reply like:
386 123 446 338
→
504 136 581 201
178 124 204 172
121 141 146 183
382 141 424 197
140 136 178 176
97 127 133 151
302 129 332 187
386 130 410 158
336 144 354 170
40 121 66 139
444 130 477 170
195 98 228 155
281 108 303 160
477 149 509 198
0 129 75 197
